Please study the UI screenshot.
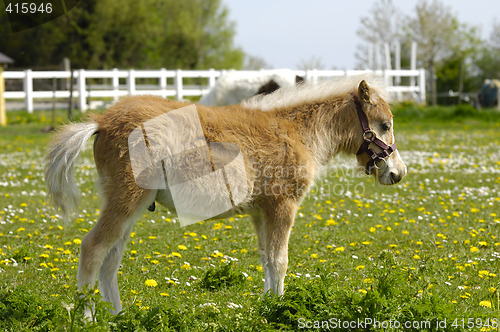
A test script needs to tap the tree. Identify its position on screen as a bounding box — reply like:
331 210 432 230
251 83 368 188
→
491 20 500 49
405 1 483 105
355 0 403 69
296 56 325 70
405 0 460 105
471 21 500 86
0 0 243 69
243 55 272 70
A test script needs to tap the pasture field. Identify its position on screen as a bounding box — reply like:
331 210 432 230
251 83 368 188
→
1 105 500 331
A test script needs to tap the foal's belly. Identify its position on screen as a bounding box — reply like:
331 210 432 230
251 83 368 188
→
155 188 176 212
154 188 255 221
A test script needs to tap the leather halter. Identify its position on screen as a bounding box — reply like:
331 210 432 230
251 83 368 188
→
351 93 397 175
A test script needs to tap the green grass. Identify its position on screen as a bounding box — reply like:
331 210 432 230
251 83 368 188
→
1 105 500 331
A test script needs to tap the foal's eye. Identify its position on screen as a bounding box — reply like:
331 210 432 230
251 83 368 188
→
381 122 391 131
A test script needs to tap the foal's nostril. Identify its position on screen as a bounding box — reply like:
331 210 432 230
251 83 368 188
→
390 172 401 184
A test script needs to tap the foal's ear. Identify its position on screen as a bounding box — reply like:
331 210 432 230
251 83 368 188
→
358 80 371 103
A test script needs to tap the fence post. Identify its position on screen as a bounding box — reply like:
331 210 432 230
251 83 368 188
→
0 66 6 126
78 69 87 112
419 69 426 105
24 69 33 113
112 68 119 102
160 68 167 98
175 69 183 101
305 70 318 84
383 70 391 88
208 68 216 88
128 69 136 96
497 88 500 111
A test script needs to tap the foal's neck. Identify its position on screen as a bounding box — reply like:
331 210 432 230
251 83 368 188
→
275 96 358 165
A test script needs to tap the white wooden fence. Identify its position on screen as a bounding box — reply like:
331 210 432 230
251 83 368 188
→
2 68 426 112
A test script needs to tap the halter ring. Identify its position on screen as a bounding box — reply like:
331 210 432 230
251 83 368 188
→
363 131 375 142
373 158 387 170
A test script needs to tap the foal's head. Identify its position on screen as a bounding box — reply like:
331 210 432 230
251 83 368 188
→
352 80 407 185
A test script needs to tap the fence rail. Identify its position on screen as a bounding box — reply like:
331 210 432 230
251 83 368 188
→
2 68 426 112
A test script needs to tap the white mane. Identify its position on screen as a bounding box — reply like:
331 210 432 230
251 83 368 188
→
242 76 388 111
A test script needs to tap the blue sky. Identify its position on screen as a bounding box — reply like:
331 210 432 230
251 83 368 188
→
224 0 498 69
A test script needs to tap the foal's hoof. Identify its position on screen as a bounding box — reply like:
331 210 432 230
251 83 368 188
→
147 202 156 212
83 308 94 322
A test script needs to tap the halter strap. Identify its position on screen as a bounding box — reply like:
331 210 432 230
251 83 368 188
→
351 93 397 174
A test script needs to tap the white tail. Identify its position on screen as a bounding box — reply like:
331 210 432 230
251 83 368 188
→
44 121 99 218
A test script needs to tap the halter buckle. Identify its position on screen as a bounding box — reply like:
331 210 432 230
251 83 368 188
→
387 145 395 157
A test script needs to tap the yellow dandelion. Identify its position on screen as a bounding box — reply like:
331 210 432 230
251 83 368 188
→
478 270 489 278
479 300 492 308
211 251 223 258
171 252 182 258
73 239 81 245
145 279 158 287
413 255 421 260
310 253 319 259
334 247 345 253
355 265 365 271
178 245 187 251
470 246 480 253
358 289 367 294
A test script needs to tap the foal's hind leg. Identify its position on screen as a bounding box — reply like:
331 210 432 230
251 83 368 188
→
261 199 297 295
78 189 155 317
97 223 133 314
250 209 270 289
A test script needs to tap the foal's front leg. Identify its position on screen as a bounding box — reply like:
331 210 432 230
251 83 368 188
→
261 199 297 295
